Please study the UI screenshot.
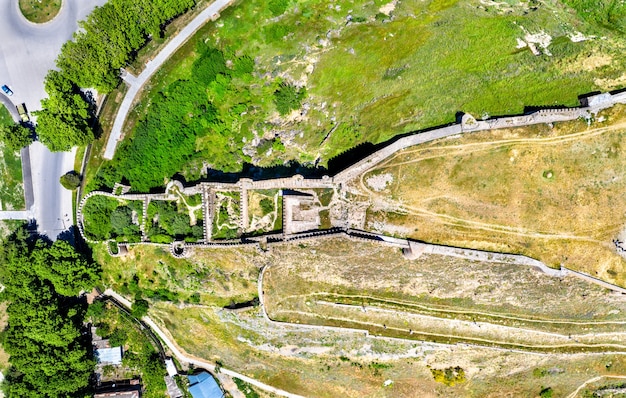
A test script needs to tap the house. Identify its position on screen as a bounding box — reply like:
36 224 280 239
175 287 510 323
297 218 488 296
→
187 371 224 398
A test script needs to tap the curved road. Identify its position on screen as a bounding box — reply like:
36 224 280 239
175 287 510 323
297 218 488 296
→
0 0 106 238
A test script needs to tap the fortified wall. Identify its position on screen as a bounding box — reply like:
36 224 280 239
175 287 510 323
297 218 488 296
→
77 91 626 294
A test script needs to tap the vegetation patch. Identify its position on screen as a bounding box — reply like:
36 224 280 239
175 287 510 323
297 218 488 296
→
18 0 61 24
147 200 204 243
0 229 99 396
247 190 282 234
0 106 25 211
105 0 626 182
82 195 143 242
213 191 241 240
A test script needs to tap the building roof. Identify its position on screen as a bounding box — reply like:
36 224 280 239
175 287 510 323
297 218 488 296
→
187 372 223 398
96 347 123 365
94 392 139 398
165 358 178 377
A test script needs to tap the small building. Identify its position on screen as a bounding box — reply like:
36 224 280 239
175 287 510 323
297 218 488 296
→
165 358 178 377
96 347 123 366
187 371 224 398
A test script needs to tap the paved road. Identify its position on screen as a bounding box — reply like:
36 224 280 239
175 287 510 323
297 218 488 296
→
0 0 106 238
103 0 234 160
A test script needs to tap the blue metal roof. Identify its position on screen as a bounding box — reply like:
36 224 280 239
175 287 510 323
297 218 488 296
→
188 371 222 398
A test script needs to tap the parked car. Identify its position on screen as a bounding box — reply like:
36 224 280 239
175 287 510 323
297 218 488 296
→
1 85 13 96
16 103 29 123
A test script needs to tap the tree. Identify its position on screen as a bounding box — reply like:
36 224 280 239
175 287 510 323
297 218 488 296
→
273 82 306 115
0 124 33 151
132 298 150 318
34 71 94 152
59 171 81 190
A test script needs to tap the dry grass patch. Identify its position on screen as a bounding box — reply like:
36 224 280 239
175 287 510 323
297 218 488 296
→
263 238 626 345
356 106 626 285
96 244 260 306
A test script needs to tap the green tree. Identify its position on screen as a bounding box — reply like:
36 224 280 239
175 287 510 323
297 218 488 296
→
273 82 306 115
0 124 33 151
132 299 150 318
110 206 133 235
540 387 553 398
35 71 94 152
59 172 81 190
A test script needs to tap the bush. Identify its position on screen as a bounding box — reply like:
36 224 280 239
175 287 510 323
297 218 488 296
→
430 366 466 387
59 172 81 190
259 198 273 215
540 387 553 398
132 299 149 318
273 82 305 115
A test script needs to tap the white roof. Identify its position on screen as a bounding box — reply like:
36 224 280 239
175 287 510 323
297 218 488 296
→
165 358 178 377
96 347 123 365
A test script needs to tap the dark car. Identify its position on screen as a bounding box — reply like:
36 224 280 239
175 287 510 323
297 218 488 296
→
1 85 13 96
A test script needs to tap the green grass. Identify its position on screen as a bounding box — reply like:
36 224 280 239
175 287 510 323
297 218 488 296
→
0 105 24 210
100 0 626 185
0 105 13 127
18 0 61 24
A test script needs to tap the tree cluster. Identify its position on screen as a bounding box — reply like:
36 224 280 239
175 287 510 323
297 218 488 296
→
82 196 143 242
94 46 258 191
147 201 203 242
0 230 100 397
36 0 198 151
0 124 33 152
34 71 95 152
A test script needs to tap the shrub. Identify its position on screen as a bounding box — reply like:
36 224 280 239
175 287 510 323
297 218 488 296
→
430 366 466 387
60 172 81 190
273 82 305 115
259 198 273 215
132 299 150 318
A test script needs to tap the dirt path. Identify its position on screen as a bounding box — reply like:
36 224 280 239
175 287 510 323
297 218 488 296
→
566 375 626 398
273 307 626 352
103 289 305 398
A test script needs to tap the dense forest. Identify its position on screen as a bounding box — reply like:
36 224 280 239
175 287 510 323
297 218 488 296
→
0 229 100 397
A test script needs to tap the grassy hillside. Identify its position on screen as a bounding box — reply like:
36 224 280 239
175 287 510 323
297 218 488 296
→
94 0 626 190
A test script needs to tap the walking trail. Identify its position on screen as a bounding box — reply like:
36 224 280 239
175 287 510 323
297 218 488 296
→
103 0 234 160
